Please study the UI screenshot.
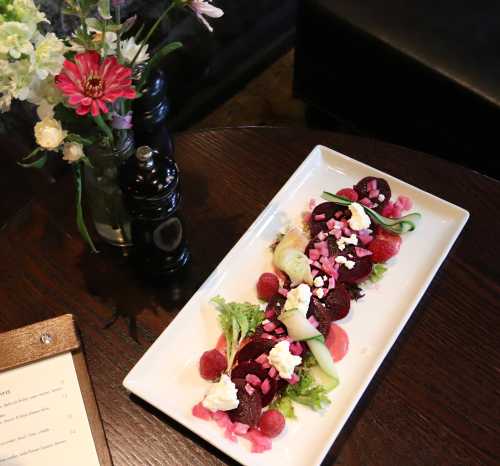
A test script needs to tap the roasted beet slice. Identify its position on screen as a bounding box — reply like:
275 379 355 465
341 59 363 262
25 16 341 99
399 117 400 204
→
346 283 365 301
325 285 351 320
231 362 278 407
307 297 333 338
354 177 391 212
228 379 262 426
337 255 373 284
235 339 276 364
310 202 347 236
231 361 269 381
260 377 278 406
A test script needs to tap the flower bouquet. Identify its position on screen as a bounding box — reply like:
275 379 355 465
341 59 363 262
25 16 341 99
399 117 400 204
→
0 0 224 251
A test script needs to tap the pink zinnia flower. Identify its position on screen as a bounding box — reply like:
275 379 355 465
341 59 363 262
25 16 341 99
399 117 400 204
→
188 0 224 32
55 51 136 117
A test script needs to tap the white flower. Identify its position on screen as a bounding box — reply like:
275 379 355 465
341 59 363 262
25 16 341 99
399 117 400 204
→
27 76 62 105
120 37 149 65
34 117 67 150
36 99 54 119
5 57 35 100
0 21 34 59
62 142 84 164
34 33 66 79
27 76 63 119
10 0 47 34
188 0 224 32
0 93 12 112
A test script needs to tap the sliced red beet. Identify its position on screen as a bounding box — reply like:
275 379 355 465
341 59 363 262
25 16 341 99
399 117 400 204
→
228 378 262 427
324 285 351 320
307 297 332 338
231 361 269 382
335 246 373 284
235 339 276 364
310 202 347 236
260 377 278 406
354 177 391 212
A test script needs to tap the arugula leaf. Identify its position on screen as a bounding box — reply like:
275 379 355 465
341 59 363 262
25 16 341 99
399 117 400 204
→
284 370 331 411
270 395 296 419
211 297 264 371
271 367 332 418
369 263 388 283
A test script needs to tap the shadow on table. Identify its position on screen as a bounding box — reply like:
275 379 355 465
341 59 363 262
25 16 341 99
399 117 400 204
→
78 214 243 342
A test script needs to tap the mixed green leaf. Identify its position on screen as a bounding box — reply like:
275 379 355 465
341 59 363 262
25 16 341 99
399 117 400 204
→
211 296 264 372
271 368 332 419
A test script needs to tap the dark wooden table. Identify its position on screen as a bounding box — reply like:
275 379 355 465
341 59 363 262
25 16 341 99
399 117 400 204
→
0 127 498 466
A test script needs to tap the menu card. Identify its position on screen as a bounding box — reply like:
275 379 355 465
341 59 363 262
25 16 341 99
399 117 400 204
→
0 352 100 466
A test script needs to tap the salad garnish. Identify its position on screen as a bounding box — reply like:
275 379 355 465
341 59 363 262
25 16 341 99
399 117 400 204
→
321 191 421 234
211 296 264 373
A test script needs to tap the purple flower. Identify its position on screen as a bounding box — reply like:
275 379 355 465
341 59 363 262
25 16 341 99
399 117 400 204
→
111 111 133 129
188 0 224 32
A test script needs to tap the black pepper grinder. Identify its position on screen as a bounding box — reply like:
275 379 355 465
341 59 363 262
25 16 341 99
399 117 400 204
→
120 145 189 280
132 70 174 158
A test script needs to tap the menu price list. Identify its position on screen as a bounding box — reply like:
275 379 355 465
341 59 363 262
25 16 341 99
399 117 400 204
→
0 353 100 466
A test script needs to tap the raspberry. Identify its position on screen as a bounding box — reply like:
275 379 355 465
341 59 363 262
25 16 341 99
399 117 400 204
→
256 273 280 301
368 238 400 263
336 188 358 202
199 349 227 381
258 409 285 438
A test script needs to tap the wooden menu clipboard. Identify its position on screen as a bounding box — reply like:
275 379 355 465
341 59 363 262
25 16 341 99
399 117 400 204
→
0 314 112 466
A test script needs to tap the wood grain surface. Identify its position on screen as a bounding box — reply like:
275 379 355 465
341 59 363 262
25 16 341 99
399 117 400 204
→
0 127 499 466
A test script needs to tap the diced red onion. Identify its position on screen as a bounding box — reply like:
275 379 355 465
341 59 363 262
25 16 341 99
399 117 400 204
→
263 321 277 332
314 213 326 221
367 179 378 191
355 246 372 257
246 374 261 386
261 378 271 395
245 383 255 395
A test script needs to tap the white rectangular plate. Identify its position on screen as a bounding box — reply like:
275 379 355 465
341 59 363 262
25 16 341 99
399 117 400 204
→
123 145 469 466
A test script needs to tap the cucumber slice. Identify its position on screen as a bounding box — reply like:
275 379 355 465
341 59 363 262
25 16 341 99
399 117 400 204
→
309 365 339 392
279 310 322 342
307 338 338 379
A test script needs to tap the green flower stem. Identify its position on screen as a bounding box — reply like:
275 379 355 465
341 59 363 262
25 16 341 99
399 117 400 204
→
101 19 107 52
74 164 98 253
130 2 177 68
92 114 114 145
115 4 122 61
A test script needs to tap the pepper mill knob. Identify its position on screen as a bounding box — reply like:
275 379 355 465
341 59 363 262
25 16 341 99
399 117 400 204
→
136 145 153 162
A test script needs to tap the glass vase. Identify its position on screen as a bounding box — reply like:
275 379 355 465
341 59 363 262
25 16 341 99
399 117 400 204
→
84 131 135 247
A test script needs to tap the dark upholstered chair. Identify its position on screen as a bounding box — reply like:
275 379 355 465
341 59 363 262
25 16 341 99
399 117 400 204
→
294 0 500 178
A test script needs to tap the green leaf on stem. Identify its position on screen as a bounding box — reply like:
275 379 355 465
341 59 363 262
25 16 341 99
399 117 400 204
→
92 114 114 145
22 146 41 160
73 164 99 253
97 0 111 20
18 152 47 169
